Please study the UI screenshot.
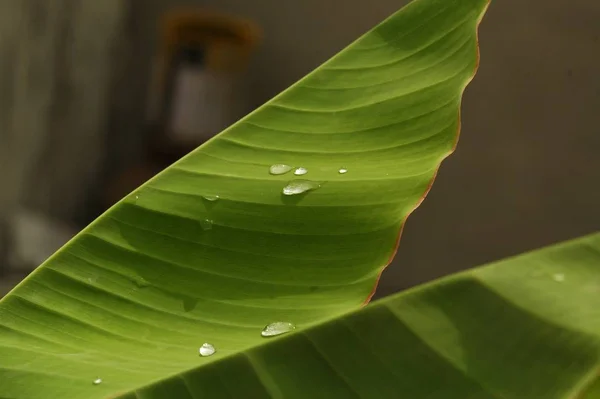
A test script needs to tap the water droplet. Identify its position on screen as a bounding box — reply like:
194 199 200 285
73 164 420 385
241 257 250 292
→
183 297 198 312
199 343 216 357
338 168 348 174
133 275 150 288
202 195 219 202
261 322 296 337
294 167 308 176
269 164 293 175
92 378 102 385
282 180 321 196
552 273 565 282
585 283 599 293
135 195 139 200
200 219 213 231
529 269 545 278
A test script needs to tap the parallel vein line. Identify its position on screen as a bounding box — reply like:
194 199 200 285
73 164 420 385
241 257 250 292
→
234 98 456 135
269 68 467 114
43 265 263 333
302 32 473 91
83 228 377 289
218 119 455 155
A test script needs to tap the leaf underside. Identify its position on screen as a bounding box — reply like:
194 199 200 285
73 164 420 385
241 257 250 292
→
0 0 497 397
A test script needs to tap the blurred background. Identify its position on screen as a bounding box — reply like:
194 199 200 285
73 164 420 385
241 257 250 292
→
0 0 598 297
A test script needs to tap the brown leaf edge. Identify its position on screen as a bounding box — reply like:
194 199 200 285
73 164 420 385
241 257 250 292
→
363 0 492 305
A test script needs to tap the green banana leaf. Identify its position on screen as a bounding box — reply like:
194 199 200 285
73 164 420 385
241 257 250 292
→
121 233 600 399
0 0 521 397
582 377 600 399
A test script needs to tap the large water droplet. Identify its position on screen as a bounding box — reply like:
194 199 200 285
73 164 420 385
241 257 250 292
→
92 378 102 385
200 219 213 231
261 322 296 337
552 273 565 282
270 164 293 175
282 180 321 196
338 168 348 174
202 195 220 202
199 343 216 357
294 167 308 176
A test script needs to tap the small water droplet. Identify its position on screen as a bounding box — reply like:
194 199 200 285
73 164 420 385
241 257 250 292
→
92 378 102 385
282 180 321 196
294 167 308 176
202 195 220 202
200 219 213 230
585 283 599 293
183 297 198 312
529 269 545 278
261 322 296 337
133 275 150 288
135 195 139 200
269 164 293 175
199 343 216 357
552 273 565 282
338 168 348 174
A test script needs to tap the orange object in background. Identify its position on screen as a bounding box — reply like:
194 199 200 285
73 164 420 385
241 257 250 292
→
161 9 260 72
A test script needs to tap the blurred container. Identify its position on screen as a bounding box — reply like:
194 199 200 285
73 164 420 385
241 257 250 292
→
146 9 262 162
103 9 261 209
